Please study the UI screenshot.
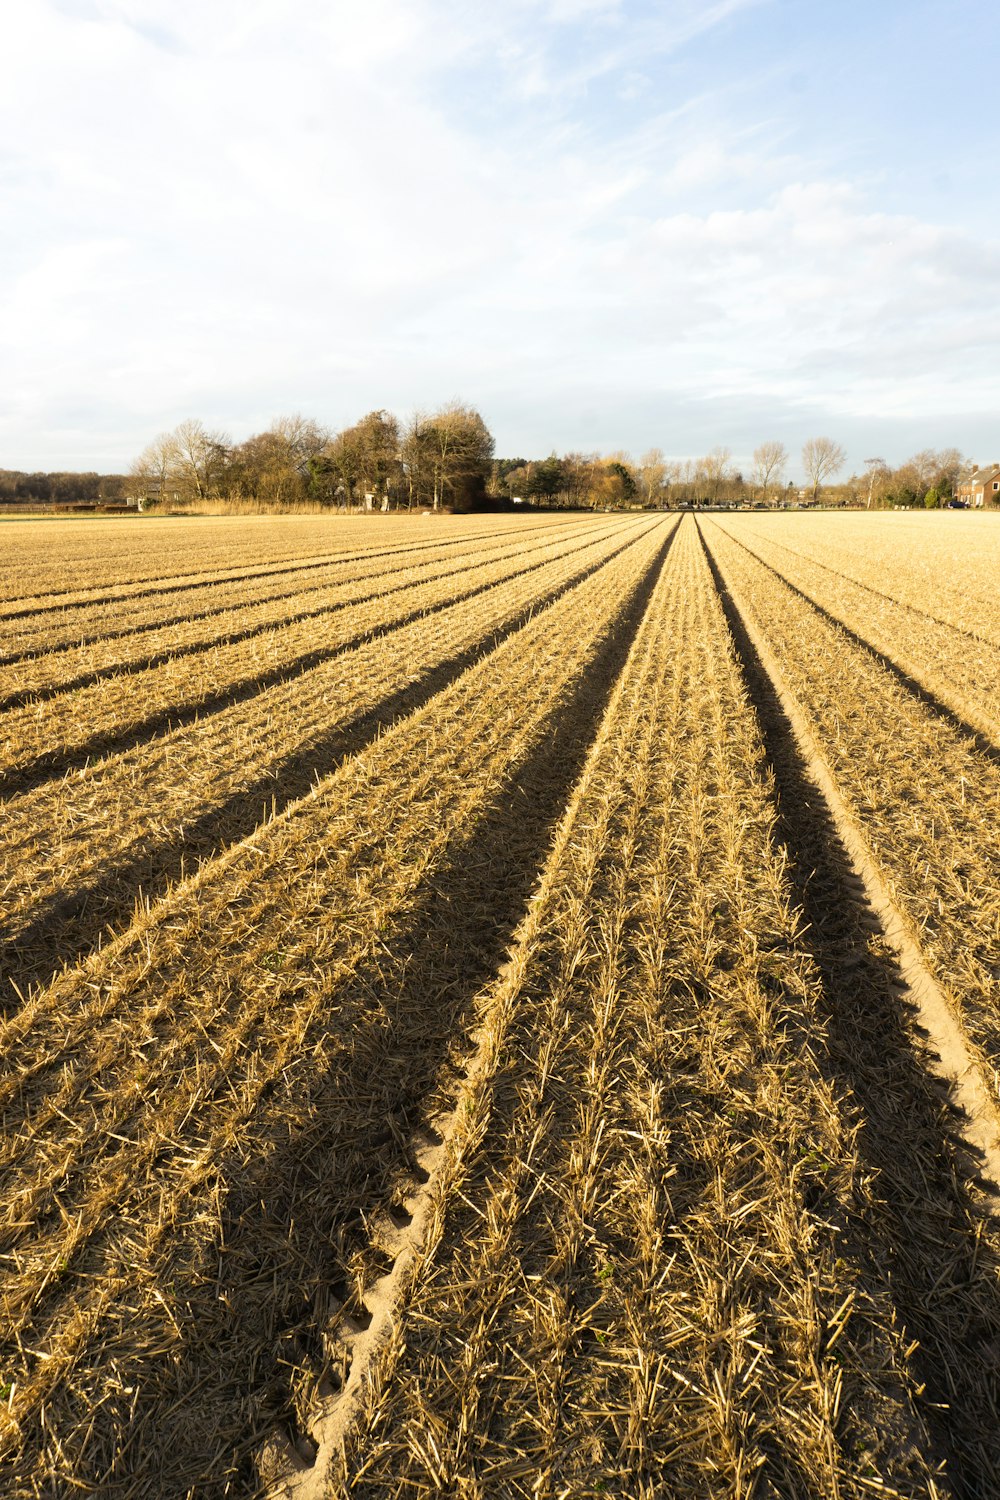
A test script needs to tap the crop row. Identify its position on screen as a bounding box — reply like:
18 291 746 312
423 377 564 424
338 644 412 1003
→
723 514 1000 644
0 516 397 608
333 519 944 1497
0 520 633 786
0 519 670 1494
0 514 558 611
712 518 1000 744
2 520 655 999
703 520 1000 1112
0 517 559 647
0 517 605 704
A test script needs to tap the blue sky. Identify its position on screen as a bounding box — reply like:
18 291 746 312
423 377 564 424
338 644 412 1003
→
2 0 999 479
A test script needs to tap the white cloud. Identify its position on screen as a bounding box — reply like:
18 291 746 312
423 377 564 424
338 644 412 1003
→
0 0 998 472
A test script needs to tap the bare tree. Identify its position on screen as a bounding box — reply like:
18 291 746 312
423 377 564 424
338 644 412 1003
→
904 447 964 498
701 446 733 506
672 458 698 506
558 453 601 509
357 410 403 506
751 440 788 505
129 419 229 506
637 448 668 508
228 415 330 504
932 447 964 495
170 419 230 503
802 436 846 501
129 432 175 504
325 410 401 509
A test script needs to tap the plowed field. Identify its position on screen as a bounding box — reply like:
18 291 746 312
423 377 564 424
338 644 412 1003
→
1 510 999 1499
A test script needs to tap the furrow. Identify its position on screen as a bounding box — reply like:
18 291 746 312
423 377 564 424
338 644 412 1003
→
1 522 657 999
0 516 550 621
702 519 1000 1112
0 524 527 664
0 519 607 708
718 519 1000 647
712 518 1000 749
324 518 947 1500
699 517 1000 1491
0 521 643 798
719 513 1000 641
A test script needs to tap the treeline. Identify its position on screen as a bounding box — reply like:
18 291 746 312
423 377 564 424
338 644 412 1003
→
0 469 127 505
128 422 855 512
857 448 965 508
2 421 971 515
498 441 966 509
131 405 496 512
132 415 863 513
498 440 845 507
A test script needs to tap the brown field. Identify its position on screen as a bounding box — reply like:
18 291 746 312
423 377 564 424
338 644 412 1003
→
1 509 999 1498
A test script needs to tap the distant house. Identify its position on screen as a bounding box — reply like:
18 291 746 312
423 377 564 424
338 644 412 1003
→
955 463 1000 507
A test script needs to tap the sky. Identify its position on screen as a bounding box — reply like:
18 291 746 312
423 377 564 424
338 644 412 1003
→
2 0 999 480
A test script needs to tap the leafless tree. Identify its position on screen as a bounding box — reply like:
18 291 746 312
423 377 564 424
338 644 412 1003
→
325 410 401 508
129 433 175 504
228 415 330 504
129 419 229 506
751 440 788 505
701 446 733 506
802 436 846 500
170 419 230 503
637 448 668 507
904 447 964 497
